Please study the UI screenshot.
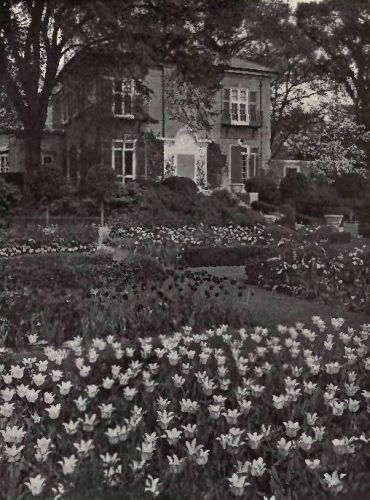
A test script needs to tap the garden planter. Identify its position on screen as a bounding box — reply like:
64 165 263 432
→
231 183 246 194
324 214 343 228
246 192 259 204
343 222 359 239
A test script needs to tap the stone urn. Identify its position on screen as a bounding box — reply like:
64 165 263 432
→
246 192 259 204
324 214 343 229
231 183 246 194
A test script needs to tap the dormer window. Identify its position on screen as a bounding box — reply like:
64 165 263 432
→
113 79 135 117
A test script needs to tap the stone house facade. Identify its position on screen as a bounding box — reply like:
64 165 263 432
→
0 58 276 191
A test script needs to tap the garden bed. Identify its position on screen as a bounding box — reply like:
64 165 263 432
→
1 317 370 499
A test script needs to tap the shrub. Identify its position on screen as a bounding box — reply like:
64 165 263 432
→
279 203 296 228
262 224 294 240
182 244 273 267
162 176 198 198
296 212 322 226
29 165 67 204
0 177 20 227
280 175 347 218
251 200 279 214
245 174 280 204
279 171 309 204
333 172 370 201
328 231 352 244
79 163 117 225
359 222 370 238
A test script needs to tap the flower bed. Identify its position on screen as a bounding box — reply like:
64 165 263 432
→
0 224 97 257
109 224 271 250
1 317 370 499
245 238 370 312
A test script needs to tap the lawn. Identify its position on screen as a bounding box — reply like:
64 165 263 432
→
196 266 370 330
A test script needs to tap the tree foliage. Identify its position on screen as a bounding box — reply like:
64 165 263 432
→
29 164 66 203
288 104 370 181
237 0 326 157
296 0 370 132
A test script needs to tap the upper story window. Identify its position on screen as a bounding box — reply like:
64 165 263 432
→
0 150 9 173
230 88 248 125
222 88 258 126
113 79 135 117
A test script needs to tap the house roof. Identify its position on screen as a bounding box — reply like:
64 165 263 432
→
225 57 278 76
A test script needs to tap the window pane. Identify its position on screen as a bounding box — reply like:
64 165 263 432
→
114 149 123 173
123 80 131 93
231 103 238 120
231 89 238 100
114 93 122 115
240 89 247 101
125 150 133 176
240 103 247 122
114 79 122 93
123 94 132 115
125 142 134 149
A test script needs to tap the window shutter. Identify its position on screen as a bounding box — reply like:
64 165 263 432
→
133 94 144 117
101 140 111 168
251 147 260 176
230 145 242 183
249 91 257 125
222 88 231 124
135 141 146 179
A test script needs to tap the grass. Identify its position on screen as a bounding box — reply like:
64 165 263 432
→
193 266 370 331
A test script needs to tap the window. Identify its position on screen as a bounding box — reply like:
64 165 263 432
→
113 79 135 117
284 166 300 177
230 87 248 125
250 149 259 177
223 88 259 126
0 150 9 173
112 136 136 183
42 152 55 166
241 146 260 181
241 150 248 182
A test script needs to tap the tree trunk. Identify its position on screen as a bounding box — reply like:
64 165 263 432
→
100 201 105 227
46 204 50 227
22 126 42 193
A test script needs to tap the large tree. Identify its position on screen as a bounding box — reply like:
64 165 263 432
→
0 0 247 182
296 0 370 133
237 0 326 157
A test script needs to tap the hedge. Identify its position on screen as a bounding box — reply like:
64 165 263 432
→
182 245 274 267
